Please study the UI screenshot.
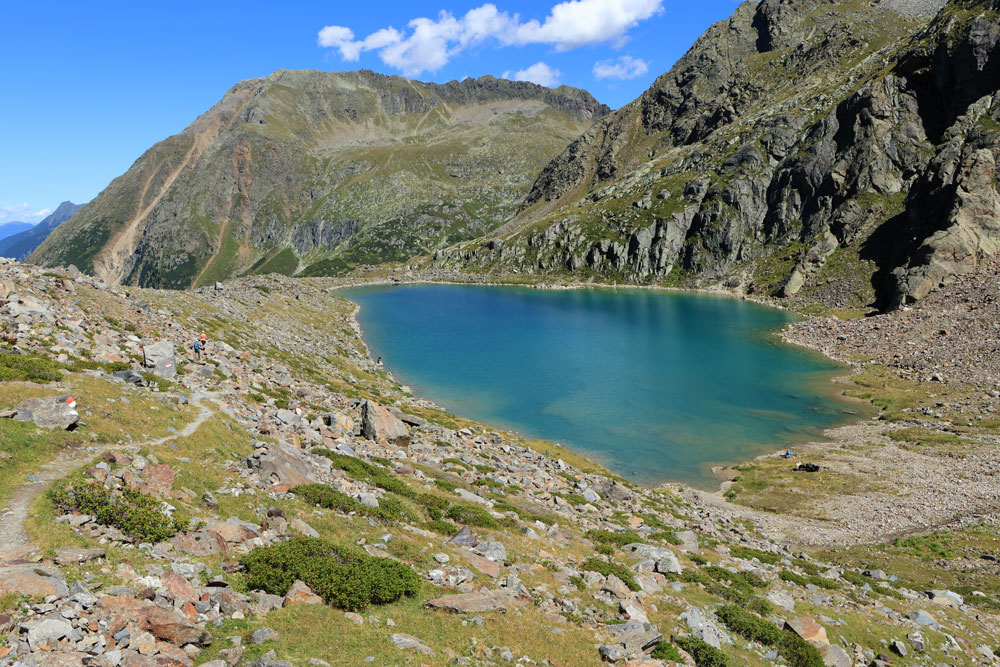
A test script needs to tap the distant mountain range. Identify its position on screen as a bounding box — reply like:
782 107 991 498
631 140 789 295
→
0 222 33 241
0 202 82 261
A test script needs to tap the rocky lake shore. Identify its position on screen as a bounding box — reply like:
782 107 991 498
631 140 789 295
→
0 257 998 666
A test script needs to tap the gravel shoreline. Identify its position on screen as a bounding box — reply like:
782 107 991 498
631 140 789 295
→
328 263 1000 549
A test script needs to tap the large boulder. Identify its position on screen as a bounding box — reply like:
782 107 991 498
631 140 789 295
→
254 441 317 487
426 590 511 613
12 395 78 430
143 340 177 379
360 400 408 442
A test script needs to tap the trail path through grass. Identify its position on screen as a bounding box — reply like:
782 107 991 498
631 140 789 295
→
0 392 215 560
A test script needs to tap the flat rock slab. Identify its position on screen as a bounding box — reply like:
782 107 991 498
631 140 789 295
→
426 590 510 613
13 395 79 429
54 546 106 566
0 564 68 598
390 633 435 656
785 616 830 647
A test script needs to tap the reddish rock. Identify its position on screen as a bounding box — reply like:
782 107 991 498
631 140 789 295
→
462 550 501 578
283 580 322 606
143 464 175 494
785 617 830 647
203 519 258 544
139 606 210 646
162 572 198 603
171 529 228 556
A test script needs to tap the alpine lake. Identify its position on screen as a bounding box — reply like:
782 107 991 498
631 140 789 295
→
338 284 868 489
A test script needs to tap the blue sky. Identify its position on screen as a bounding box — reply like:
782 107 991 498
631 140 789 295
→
0 0 739 223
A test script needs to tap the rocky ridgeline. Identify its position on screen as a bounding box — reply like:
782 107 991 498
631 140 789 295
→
1 257 999 666
434 0 1000 312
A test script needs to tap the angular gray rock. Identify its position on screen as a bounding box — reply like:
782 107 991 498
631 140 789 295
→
360 399 408 442
12 395 79 429
143 340 177 378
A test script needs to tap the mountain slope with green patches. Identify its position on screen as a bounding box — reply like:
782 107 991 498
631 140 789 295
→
433 0 1000 311
30 70 607 288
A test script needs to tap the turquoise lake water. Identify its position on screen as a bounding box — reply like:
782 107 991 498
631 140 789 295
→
339 284 862 488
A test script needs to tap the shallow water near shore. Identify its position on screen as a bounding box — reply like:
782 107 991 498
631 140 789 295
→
339 284 864 488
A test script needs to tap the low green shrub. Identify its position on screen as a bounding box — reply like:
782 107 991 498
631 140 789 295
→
649 530 682 545
291 484 404 523
595 544 616 556
580 558 640 592
423 519 459 535
840 570 867 586
729 545 781 565
716 604 782 644
445 503 499 528
703 565 767 589
780 569 841 590
650 641 683 661
674 636 729 667
715 604 824 667
0 351 63 382
434 479 458 493
313 450 416 499
493 501 551 525
240 537 420 611
585 529 645 547
51 480 184 542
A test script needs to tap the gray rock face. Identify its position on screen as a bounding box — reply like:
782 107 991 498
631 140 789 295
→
253 441 318 487
360 400 408 442
143 340 176 378
680 606 731 649
13 395 79 430
438 0 1000 311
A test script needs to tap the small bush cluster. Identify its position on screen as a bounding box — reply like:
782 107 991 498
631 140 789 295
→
580 557 640 591
649 530 682 545
51 480 184 542
715 605 824 667
314 450 416 499
728 545 781 565
650 641 683 661
585 529 645 548
674 636 729 667
241 537 420 611
291 484 406 523
445 503 501 528
493 501 552 526
677 569 773 615
703 565 767 589
780 569 841 590
0 351 63 383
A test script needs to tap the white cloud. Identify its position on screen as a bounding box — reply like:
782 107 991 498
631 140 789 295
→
512 0 662 51
593 55 649 79
502 62 561 87
318 0 663 76
0 203 50 225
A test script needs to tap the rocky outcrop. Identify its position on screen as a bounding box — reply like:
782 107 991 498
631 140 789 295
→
438 0 1000 310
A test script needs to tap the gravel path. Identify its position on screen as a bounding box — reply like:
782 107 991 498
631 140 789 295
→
0 393 214 560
